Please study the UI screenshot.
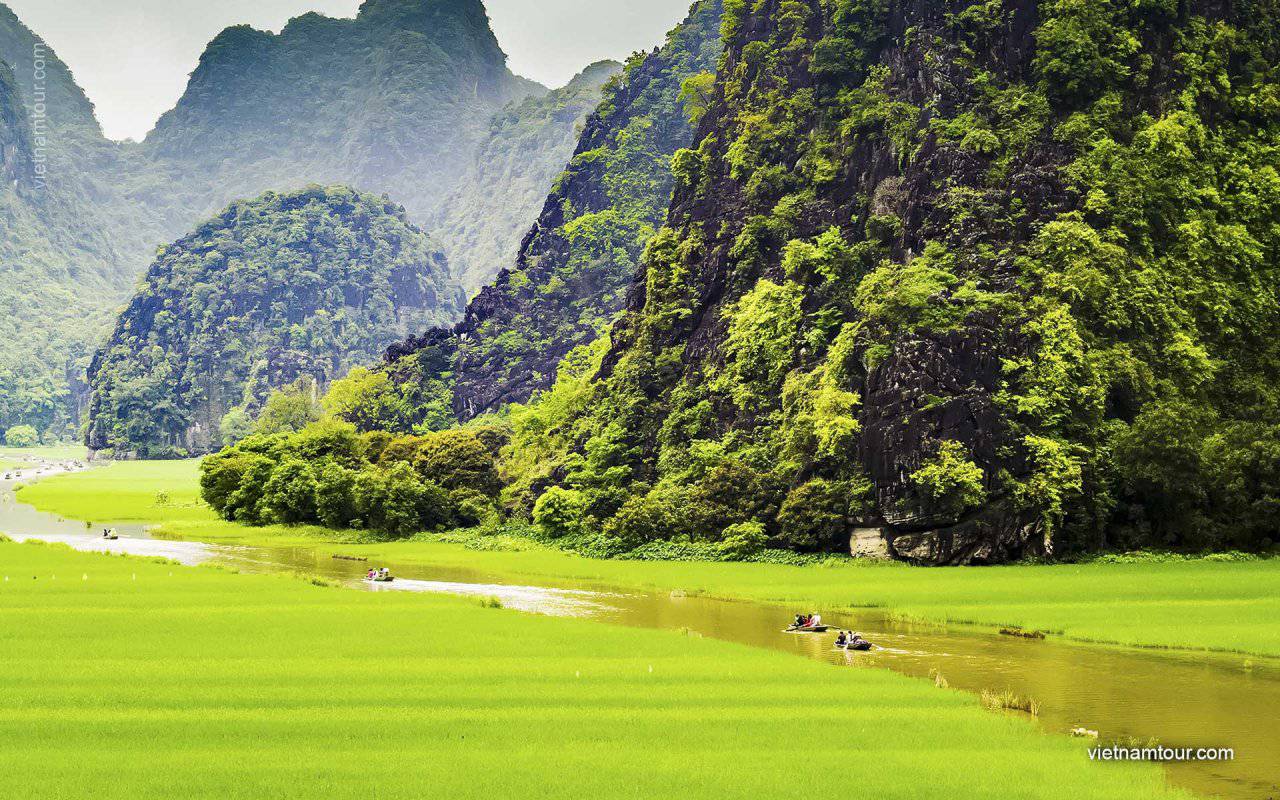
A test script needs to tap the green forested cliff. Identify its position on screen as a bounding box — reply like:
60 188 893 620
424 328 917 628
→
432 60 622 293
448 0 726 418
369 0 725 426
498 0 1278 562
85 187 464 458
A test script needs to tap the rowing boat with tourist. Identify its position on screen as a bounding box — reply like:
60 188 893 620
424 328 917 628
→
785 613 828 632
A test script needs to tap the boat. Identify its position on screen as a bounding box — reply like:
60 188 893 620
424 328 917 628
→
836 638 872 651
784 625 830 633
365 573 394 583
102 530 119 541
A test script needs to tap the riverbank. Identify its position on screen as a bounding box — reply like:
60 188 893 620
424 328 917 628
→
0 538 1180 799
18 460 1280 657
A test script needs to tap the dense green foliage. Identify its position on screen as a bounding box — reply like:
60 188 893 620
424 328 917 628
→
431 60 622 292
251 377 325 438
495 0 1280 558
86 187 463 458
201 421 505 535
2 424 37 447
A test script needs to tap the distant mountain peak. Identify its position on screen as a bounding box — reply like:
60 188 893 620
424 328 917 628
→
356 0 490 22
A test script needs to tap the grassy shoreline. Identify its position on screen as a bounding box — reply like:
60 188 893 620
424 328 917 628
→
16 460 1280 658
0 538 1181 798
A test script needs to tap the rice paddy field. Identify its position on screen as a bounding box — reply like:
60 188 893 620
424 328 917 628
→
0 537 1181 799
17 460 1280 658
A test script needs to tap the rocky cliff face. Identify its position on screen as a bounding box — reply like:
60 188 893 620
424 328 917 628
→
517 0 1279 562
0 59 28 183
382 0 725 422
85 186 464 458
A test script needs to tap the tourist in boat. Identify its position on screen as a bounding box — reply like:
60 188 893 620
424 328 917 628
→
794 614 807 628
806 613 822 628
366 569 376 581
379 567 390 580
835 631 848 647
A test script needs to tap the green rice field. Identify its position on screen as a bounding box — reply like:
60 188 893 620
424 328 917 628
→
0 538 1179 799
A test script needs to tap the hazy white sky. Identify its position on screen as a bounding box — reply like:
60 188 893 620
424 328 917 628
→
5 0 694 141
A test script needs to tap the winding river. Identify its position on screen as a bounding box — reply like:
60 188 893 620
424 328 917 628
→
1 459 1277 799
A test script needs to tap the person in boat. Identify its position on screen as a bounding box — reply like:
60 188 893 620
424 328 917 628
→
379 567 390 580
367 569 376 580
806 613 822 628
835 631 848 647
794 614 807 628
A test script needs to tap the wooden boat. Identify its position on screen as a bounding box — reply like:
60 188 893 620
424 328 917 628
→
836 639 872 651
784 625 830 633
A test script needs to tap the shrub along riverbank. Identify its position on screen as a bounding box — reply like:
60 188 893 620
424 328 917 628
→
15 460 1280 657
0 539 1181 799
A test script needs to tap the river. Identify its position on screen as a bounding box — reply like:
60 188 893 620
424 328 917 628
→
1 458 1276 799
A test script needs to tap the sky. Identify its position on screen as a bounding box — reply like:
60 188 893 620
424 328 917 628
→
5 0 695 141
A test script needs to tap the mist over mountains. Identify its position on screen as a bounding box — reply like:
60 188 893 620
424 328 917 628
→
0 0 626 438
